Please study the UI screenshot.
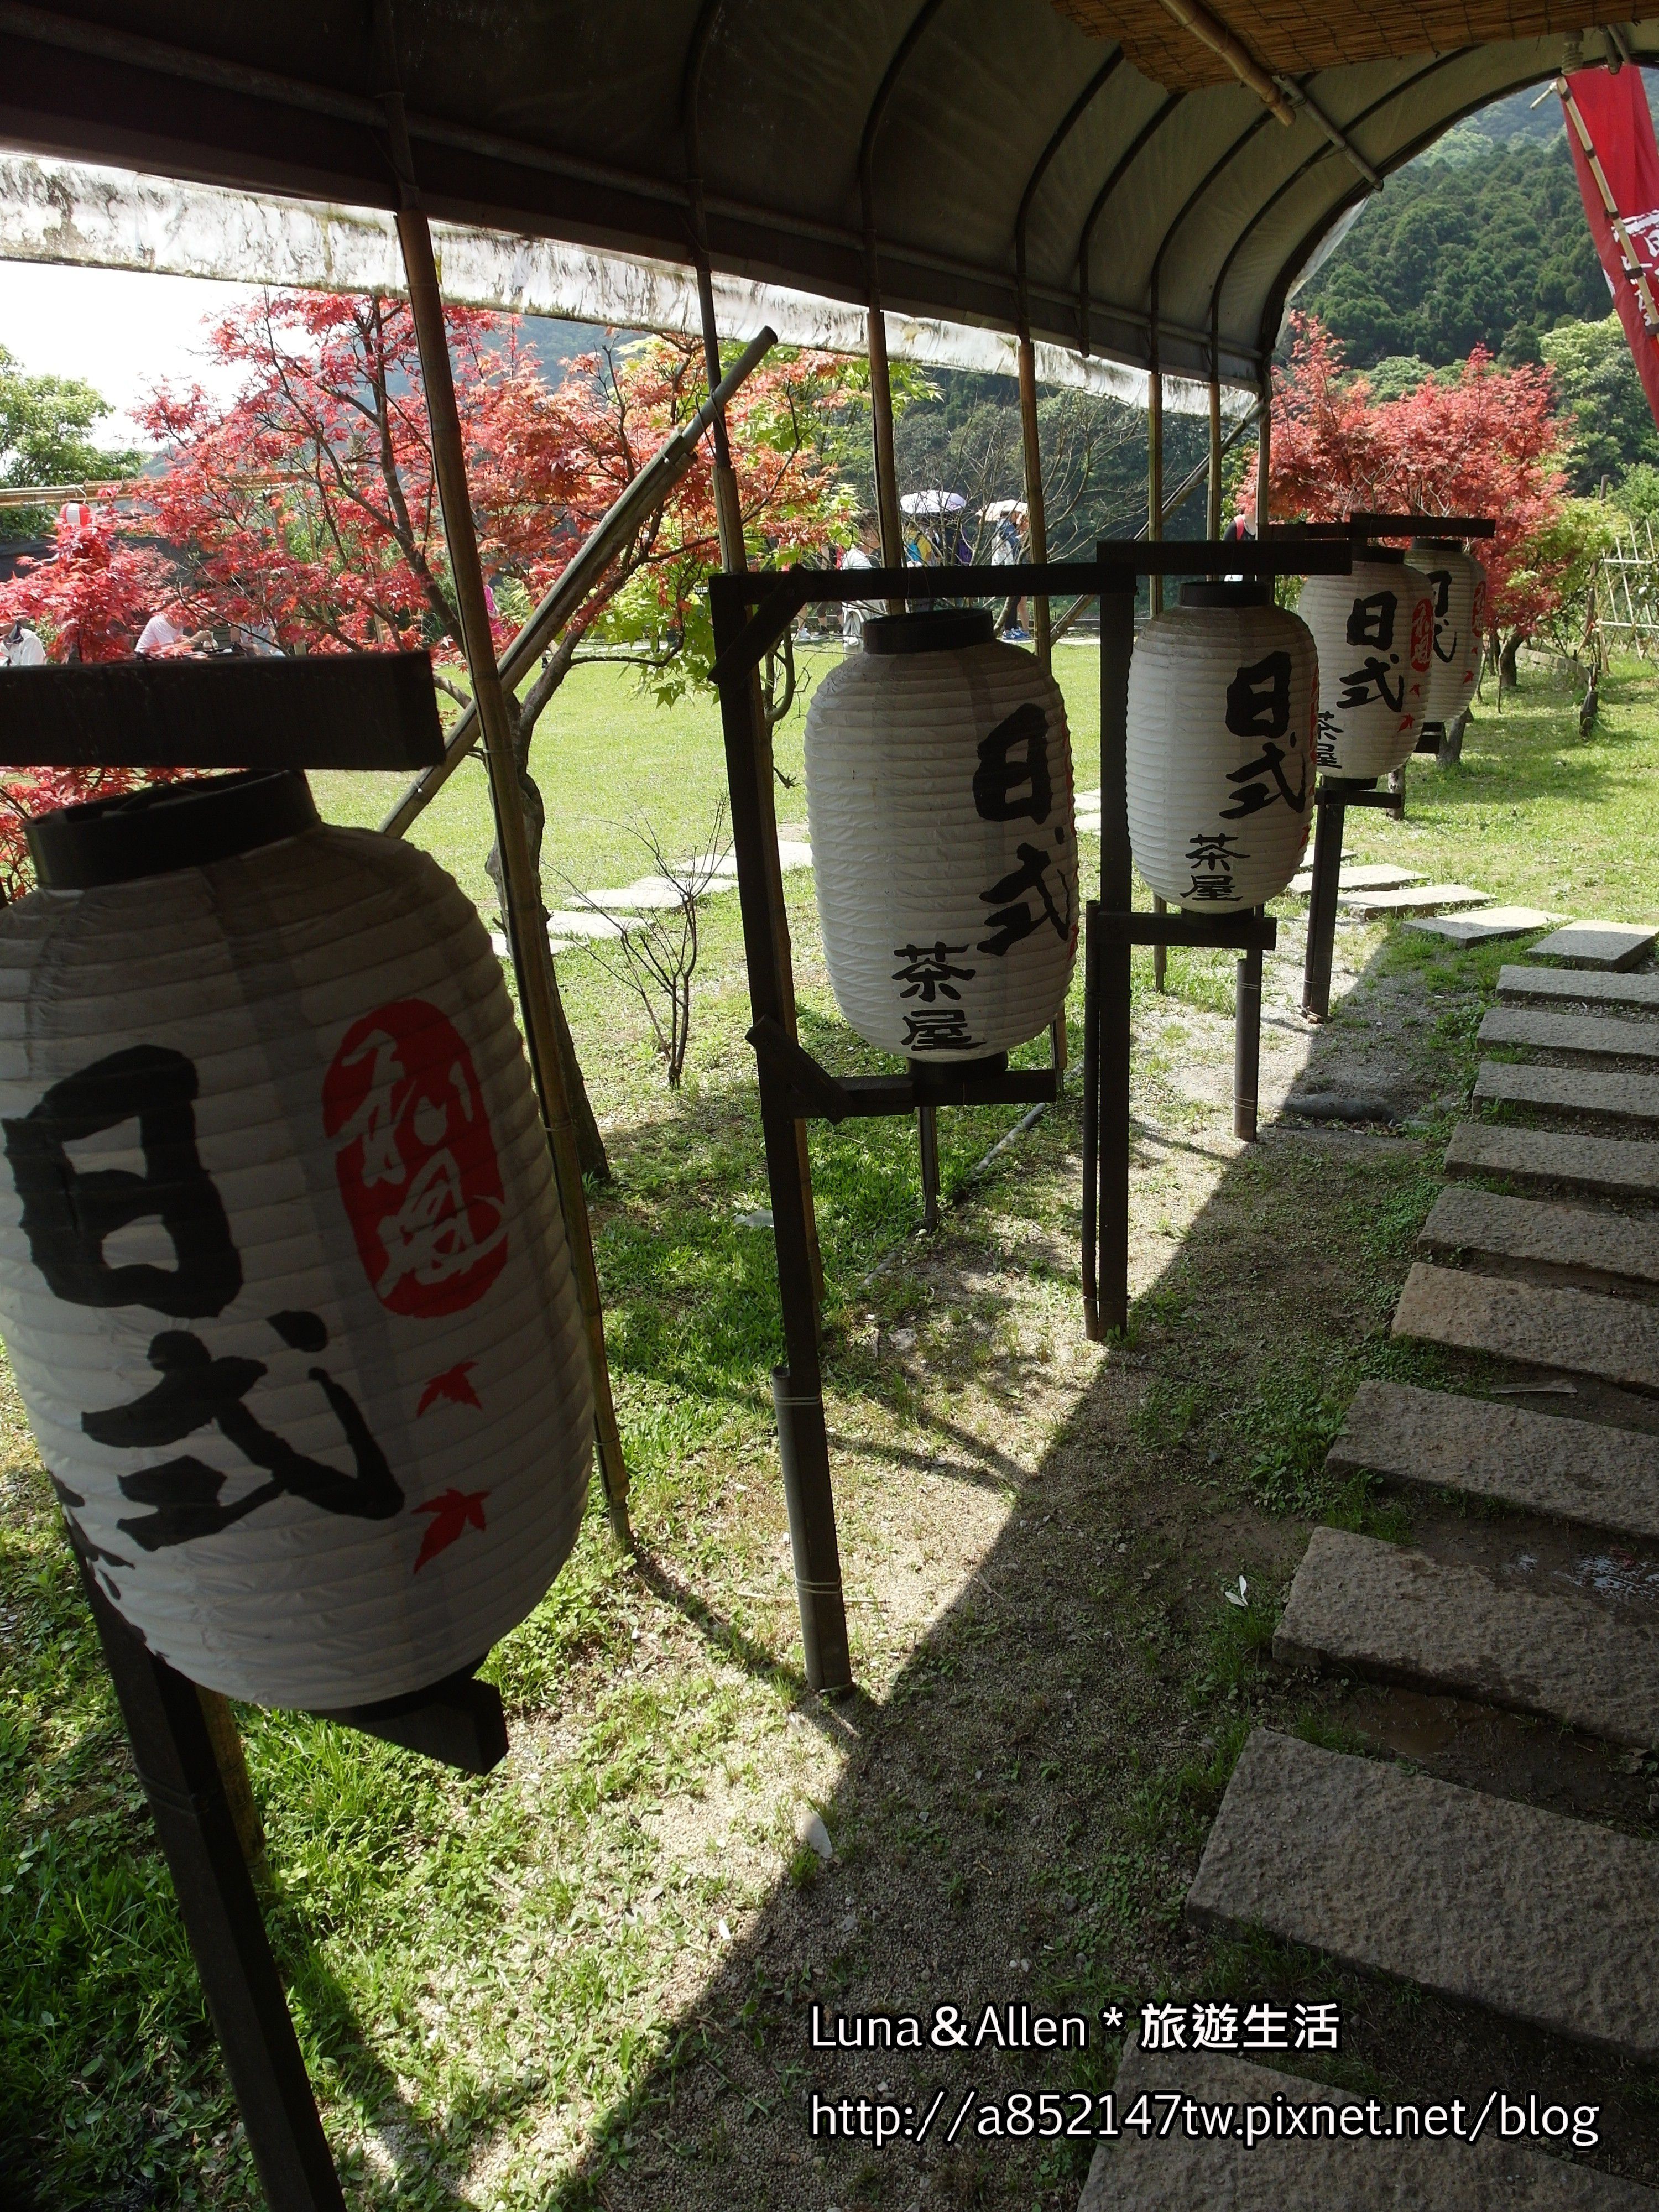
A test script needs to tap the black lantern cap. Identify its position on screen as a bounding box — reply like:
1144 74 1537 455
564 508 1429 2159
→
1179 581 1272 608
28 768 320 889
863 607 996 654
1354 544 1407 564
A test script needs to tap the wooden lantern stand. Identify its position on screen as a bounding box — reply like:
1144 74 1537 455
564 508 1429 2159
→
706 535 1352 1692
1294 512 1497 1021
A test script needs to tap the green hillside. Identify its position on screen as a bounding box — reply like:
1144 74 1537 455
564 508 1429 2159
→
1296 121 1609 366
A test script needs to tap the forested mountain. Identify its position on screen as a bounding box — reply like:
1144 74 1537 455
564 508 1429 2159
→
1296 122 1608 366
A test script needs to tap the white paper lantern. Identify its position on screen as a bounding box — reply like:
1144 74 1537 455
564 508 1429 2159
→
1126 582 1318 913
804 608 1077 1059
0 771 593 1709
1411 538 1483 723
1301 552 1434 779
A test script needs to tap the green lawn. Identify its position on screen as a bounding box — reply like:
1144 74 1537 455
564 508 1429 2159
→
1 640 1649 2208
311 638 1105 911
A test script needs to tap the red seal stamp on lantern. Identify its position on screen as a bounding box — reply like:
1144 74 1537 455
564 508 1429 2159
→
323 998 508 1317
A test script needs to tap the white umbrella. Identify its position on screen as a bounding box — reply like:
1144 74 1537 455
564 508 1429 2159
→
899 489 967 515
984 499 1027 521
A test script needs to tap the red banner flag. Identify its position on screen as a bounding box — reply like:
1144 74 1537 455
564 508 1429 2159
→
1562 66 1659 432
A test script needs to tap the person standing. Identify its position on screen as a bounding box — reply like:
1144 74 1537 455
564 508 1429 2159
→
0 619 45 667
841 513 885 645
992 503 1030 640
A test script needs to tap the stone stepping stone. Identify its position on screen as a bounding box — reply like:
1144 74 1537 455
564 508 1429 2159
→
1081 2035 1659 2209
775 838 813 870
1339 882 1490 915
1326 1378 1659 1541
1420 1183 1659 1288
1500 964 1659 1012
1287 859 1419 896
1473 1060 1659 1124
1392 1261 1659 1392
1530 921 1658 972
583 879 687 910
1405 905 1558 945
1186 1728 1659 2059
544 909 627 941
1276 1525 1659 1749
1445 1122 1659 1203
1479 1006 1659 1062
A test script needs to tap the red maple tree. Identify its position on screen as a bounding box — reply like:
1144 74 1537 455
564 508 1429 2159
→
1249 313 1569 652
0 293 855 876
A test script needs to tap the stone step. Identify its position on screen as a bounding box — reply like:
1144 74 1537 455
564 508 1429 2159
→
1420 1183 1659 1289
1479 1006 1659 1062
1326 1378 1659 1541
1529 921 1657 972
1081 2037 1658 2209
1340 882 1490 915
1500 964 1659 1012
1473 1061 1659 1124
1444 1123 1659 1204
1392 1261 1659 1392
1405 906 1558 946
1288 860 1421 896
1186 1729 1659 2059
1275 1525 1659 1749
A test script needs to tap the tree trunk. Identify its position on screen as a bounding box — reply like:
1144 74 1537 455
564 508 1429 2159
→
484 687 610 1183
1498 630 1521 693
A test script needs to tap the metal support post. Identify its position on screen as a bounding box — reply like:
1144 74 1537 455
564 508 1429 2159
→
80 1557 345 2211
1301 781 1347 1020
1152 894 1168 990
1094 583 1137 1337
710 576 851 1693
1234 918 1264 1140
917 1101 941 1230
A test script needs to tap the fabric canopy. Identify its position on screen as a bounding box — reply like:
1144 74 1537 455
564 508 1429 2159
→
0 2 1649 391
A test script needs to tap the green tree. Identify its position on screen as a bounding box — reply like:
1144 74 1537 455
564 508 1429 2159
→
0 347 139 538
1539 314 1659 492
1298 133 1608 367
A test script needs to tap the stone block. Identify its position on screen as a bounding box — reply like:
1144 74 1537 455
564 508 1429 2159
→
1420 1183 1659 1287
1444 1123 1659 1203
1275 1525 1659 1747
1405 906 1558 945
1186 1730 1659 2058
1499 966 1659 1011
1079 2036 1657 2209
1529 922 1658 972
1479 1007 1659 1062
1392 1261 1659 1392
1326 1379 1659 1541
1473 1062 1659 1123
1340 883 1490 914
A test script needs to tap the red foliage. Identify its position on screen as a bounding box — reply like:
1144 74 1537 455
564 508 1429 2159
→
1251 314 1568 636
0 293 853 891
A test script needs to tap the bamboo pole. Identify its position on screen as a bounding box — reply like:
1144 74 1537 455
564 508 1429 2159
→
393 204 632 1550
1207 363 1223 540
1148 296 1165 617
868 304 906 581
1255 374 1271 530
685 155 826 1310
1017 335 1052 672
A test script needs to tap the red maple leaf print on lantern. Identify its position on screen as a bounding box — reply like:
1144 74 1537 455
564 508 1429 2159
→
322 1000 508 1317
417 1359 483 1416
411 1486 489 1572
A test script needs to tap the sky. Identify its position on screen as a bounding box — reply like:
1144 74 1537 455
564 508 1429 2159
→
0 262 271 447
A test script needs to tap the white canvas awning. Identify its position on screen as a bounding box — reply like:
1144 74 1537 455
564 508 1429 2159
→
0 153 1240 416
